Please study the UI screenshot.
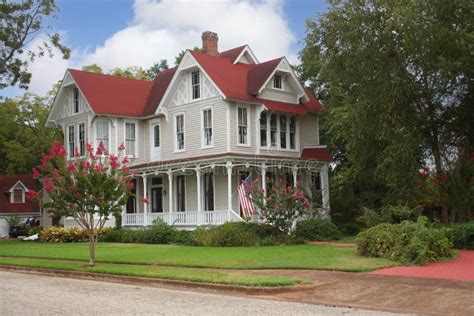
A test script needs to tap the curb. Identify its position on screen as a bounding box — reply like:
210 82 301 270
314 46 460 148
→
0 265 318 295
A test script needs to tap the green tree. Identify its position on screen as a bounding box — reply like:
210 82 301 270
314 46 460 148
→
82 64 103 74
146 59 169 79
175 47 202 65
0 0 70 89
0 93 62 174
299 0 473 224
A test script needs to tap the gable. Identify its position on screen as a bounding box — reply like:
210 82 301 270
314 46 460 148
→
47 72 94 126
158 52 223 111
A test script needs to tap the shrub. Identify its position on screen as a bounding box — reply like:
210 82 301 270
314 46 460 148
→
192 222 262 247
26 226 42 236
40 227 110 243
356 217 453 264
293 219 343 241
450 221 474 250
141 219 177 244
357 205 423 228
357 207 386 228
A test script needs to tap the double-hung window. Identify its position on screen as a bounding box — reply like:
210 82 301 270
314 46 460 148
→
191 70 200 100
125 122 136 156
202 108 212 147
270 114 277 146
260 112 267 147
68 125 75 159
73 88 79 113
289 116 296 149
153 125 160 147
78 123 85 156
12 189 24 203
203 173 214 211
280 115 287 149
96 121 109 151
273 75 282 90
176 175 186 212
175 114 185 151
237 107 248 145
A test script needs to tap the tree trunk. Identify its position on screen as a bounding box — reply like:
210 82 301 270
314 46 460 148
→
432 147 449 224
88 233 96 266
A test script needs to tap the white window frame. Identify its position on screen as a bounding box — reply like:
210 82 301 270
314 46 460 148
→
95 120 110 153
78 122 86 157
67 124 75 159
259 112 299 152
201 106 213 148
190 70 201 101
259 111 268 147
124 120 138 157
273 74 283 90
72 88 80 113
10 182 26 204
174 113 185 152
236 105 250 146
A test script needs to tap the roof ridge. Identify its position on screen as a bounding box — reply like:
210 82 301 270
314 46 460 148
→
68 68 153 83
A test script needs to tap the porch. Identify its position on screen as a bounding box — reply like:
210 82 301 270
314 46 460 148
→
123 155 330 228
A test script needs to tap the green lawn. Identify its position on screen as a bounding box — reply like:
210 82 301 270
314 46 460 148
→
0 257 303 287
0 240 396 272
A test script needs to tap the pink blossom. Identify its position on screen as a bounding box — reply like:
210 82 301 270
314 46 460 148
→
302 200 310 207
32 168 40 179
258 188 265 194
96 141 106 156
142 198 150 205
118 143 126 151
44 183 53 192
74 147 80 158
67 162 77 173
26 189 38 200
127 182 135 190
122 157 129 164
253 179 259 185
50 141 67 157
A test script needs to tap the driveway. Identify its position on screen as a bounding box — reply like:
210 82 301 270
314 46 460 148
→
0 271 399 316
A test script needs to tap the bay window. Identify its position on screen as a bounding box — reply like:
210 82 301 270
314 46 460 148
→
260 112 267 147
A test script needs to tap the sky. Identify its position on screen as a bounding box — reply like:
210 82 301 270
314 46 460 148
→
3 0 327 98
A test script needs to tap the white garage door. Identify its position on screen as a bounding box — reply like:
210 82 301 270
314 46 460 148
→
0 218 8 238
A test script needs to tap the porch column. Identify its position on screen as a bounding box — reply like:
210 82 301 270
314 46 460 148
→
261 162 267 204
196 167 202 225
142 174 148 226
226 161 233 211
321 164 330 212
292 165 298 187
167 169 173 213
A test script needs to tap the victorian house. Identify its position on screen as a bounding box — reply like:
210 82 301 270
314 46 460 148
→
45 32 331 228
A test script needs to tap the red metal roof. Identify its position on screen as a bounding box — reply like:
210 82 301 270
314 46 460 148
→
142 67 177 116
69 69 154 117
0 174 40 214
301 147 332 162
67 47 324 118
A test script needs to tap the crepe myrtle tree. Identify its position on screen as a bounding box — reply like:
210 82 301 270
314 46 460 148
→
27 141 135 266
251 179 313 234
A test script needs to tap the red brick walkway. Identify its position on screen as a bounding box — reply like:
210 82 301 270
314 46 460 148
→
371 250 474 281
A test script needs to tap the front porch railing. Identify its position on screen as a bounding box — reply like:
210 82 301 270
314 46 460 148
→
123 210 243 227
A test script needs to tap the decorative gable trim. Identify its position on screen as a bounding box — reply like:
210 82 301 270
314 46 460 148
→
155 50 225 114
46 70 95 127
8 180 28 193
257 57 309 102
233 45 259 65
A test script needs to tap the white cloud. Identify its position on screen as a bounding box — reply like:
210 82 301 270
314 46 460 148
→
6 0 296 97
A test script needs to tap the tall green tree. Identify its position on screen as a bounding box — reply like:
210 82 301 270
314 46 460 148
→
299 0 473 223
0 0 70 89
0 92 62 174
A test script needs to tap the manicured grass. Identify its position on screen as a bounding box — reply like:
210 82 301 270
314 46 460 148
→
0 240 397 272
0 257 303 287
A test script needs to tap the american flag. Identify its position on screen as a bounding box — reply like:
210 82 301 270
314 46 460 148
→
237 174 256 218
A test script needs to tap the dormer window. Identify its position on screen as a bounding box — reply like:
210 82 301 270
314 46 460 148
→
9 182 27 204
273 75 282 90
191 70 200 100
73 88 79 113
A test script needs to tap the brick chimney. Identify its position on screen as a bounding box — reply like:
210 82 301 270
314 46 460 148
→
201 31 218 56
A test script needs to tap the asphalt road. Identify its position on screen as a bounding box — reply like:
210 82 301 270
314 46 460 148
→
0 271 401 315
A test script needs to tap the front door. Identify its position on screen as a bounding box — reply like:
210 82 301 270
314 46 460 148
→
151 187 163 213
